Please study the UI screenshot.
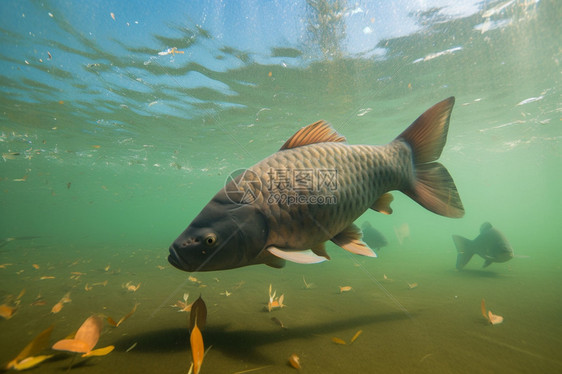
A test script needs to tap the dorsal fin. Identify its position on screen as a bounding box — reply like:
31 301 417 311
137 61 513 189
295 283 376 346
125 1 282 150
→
280 120 346 150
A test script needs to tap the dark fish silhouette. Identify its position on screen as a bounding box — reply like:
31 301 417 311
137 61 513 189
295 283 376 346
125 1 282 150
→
453 222 514 269
169 97 464 272
361 222 388 251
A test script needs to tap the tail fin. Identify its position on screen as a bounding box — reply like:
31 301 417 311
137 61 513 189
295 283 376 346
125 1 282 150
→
396 97 464 218
452 235 473 270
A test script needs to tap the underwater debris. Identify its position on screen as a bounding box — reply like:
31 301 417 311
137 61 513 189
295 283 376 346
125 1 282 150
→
5 325 54 370
0 304 17 319
158 47 184 56
338 286 352 293
407 282 418 289
107 303 139 327
189 296 207 374
267 284 286 312
288 353 301 369
51 292 71 314
52 315 114 358
481 299 503 325
271 317 287 329
190 322 204 374
172 293 193 312
331 337 346 345
189 296 207 332
350 330 363 343
123 281 141 292
302 276 315 289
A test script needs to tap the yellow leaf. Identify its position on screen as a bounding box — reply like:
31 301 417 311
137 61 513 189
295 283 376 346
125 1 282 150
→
331 337 346 345
6 326 53 369
350 330 363 343
12 355 54 370
190 324 204 374
82 345 115 357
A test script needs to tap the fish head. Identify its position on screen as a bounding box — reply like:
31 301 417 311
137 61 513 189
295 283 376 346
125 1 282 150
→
488 229 514 263
168 191 268 272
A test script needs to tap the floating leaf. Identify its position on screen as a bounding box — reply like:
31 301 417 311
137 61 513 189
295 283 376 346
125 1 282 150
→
6 325 53 370
331 337 346 345
288 353 301 369
350 330 363 343
190 323 204 374
481 298 488 320
11 355 54 370
107 303 139 327
190 296 207 332
52 315 110 356
82 345 114 357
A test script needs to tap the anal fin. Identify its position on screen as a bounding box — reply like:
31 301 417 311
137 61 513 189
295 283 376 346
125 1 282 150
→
311 242 330 260
331 224 377 258
371 192 394 215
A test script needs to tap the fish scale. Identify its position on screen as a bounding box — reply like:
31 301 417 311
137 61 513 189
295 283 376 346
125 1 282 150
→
248 141 412 251
169 97 464 272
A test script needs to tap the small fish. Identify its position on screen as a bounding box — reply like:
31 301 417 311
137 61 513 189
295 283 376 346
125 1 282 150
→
407 282 418 289
453 222 514 270
361 222 388 251
339 286 352 293
168 98 464 272
32 264 40 270
52 315 114 357
40 276 55 280
220 290 231 296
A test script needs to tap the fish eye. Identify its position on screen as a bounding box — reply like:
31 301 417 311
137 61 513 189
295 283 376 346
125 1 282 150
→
204 233 217 247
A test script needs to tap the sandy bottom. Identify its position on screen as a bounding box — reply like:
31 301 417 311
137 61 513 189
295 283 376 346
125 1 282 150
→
1 239 561 373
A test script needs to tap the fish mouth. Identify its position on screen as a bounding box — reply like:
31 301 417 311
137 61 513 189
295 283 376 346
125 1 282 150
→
168 246 193 272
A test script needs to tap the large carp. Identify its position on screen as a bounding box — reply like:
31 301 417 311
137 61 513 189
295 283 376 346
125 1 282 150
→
169 97 464 272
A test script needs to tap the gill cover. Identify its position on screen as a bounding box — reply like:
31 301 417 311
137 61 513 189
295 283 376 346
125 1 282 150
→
168 190 268 272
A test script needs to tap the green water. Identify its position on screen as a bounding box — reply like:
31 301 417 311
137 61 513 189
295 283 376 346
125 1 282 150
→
1 1 561 373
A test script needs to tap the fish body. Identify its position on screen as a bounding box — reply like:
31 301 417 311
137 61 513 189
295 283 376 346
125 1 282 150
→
169 97 464 272
361 222 388 250
453 222 514 269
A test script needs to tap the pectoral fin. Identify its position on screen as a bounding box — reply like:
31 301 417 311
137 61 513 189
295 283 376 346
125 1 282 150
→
266 247 328 264
483 259 493 268
331 224 377 258
255 249 286 268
